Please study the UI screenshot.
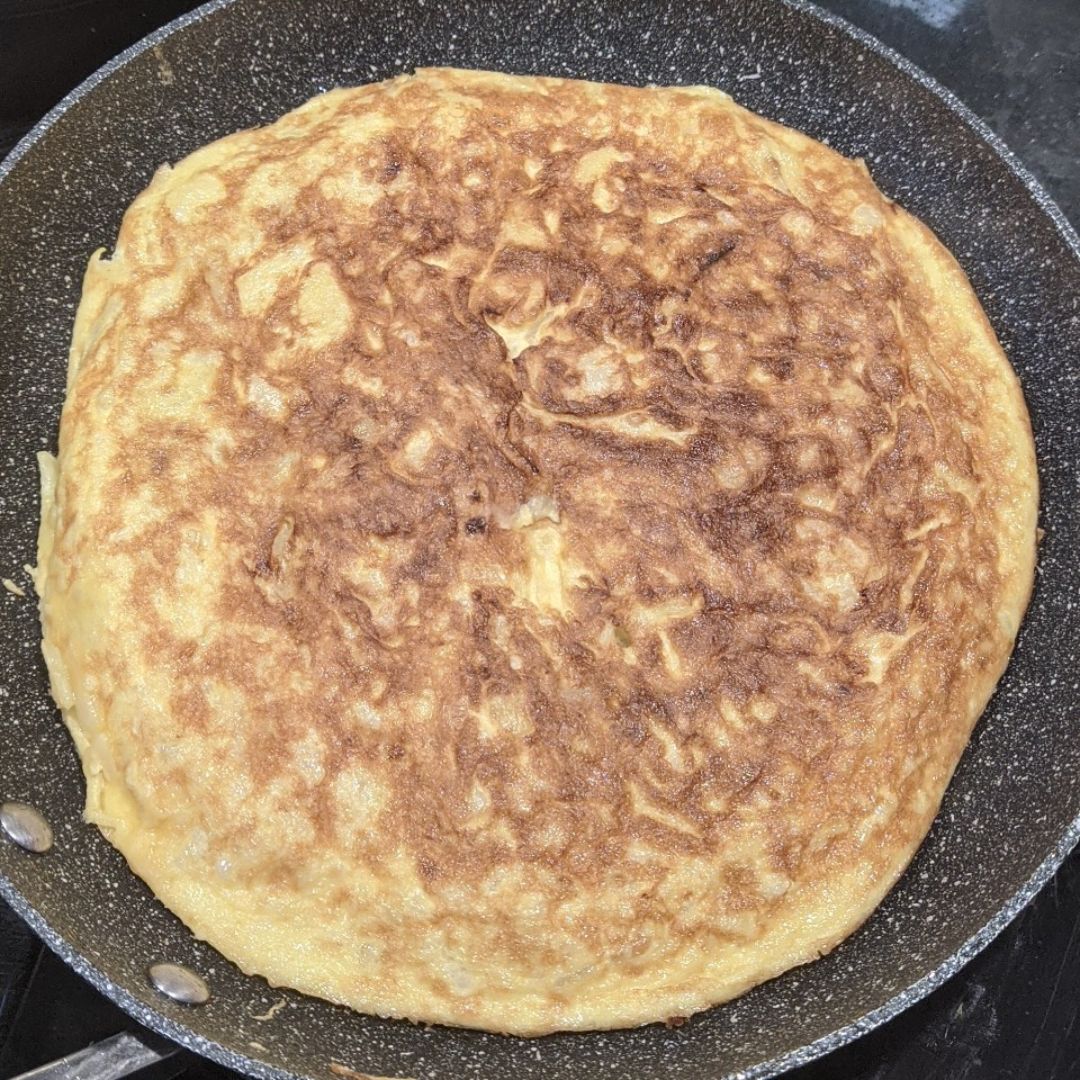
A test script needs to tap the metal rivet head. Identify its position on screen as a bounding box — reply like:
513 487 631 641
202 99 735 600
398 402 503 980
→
148 962 211 1005
0 801 54 853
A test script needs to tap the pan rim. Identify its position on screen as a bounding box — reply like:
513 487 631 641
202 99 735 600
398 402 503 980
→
1 1 1078 1078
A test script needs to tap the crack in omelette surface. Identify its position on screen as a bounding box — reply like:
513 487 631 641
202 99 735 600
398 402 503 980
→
40 69 1035 1032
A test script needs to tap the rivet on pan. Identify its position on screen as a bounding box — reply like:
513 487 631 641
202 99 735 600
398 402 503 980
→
0 801 54 853
149 962 211 1005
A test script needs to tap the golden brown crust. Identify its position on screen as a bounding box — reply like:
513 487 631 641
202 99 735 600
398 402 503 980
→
34 68 1037 1034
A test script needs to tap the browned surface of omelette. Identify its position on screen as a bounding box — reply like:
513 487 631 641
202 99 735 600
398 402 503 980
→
34 68 1037 1034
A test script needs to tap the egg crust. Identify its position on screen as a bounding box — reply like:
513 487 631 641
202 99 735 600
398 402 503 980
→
34 68 1037 1035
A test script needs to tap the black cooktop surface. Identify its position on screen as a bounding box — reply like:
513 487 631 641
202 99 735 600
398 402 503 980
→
1 2 1077 1078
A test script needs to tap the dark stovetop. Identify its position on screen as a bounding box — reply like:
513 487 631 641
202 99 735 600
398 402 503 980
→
1 1 1077 1078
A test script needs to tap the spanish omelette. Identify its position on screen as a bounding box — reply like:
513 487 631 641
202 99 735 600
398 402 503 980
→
32 68 1037 1034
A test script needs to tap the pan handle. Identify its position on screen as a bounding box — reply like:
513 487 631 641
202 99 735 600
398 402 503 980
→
10 1031 177 1080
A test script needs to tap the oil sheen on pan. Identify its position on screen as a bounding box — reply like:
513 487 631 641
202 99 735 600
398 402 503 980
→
31 69 1037 1036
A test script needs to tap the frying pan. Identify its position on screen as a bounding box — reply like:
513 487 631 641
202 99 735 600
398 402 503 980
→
1 1 1079 1077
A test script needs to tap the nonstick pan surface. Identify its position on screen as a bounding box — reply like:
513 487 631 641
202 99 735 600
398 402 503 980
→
1 2 1079 1078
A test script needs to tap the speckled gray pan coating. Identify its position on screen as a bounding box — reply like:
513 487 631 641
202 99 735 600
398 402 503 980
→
0 1 1078 1077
